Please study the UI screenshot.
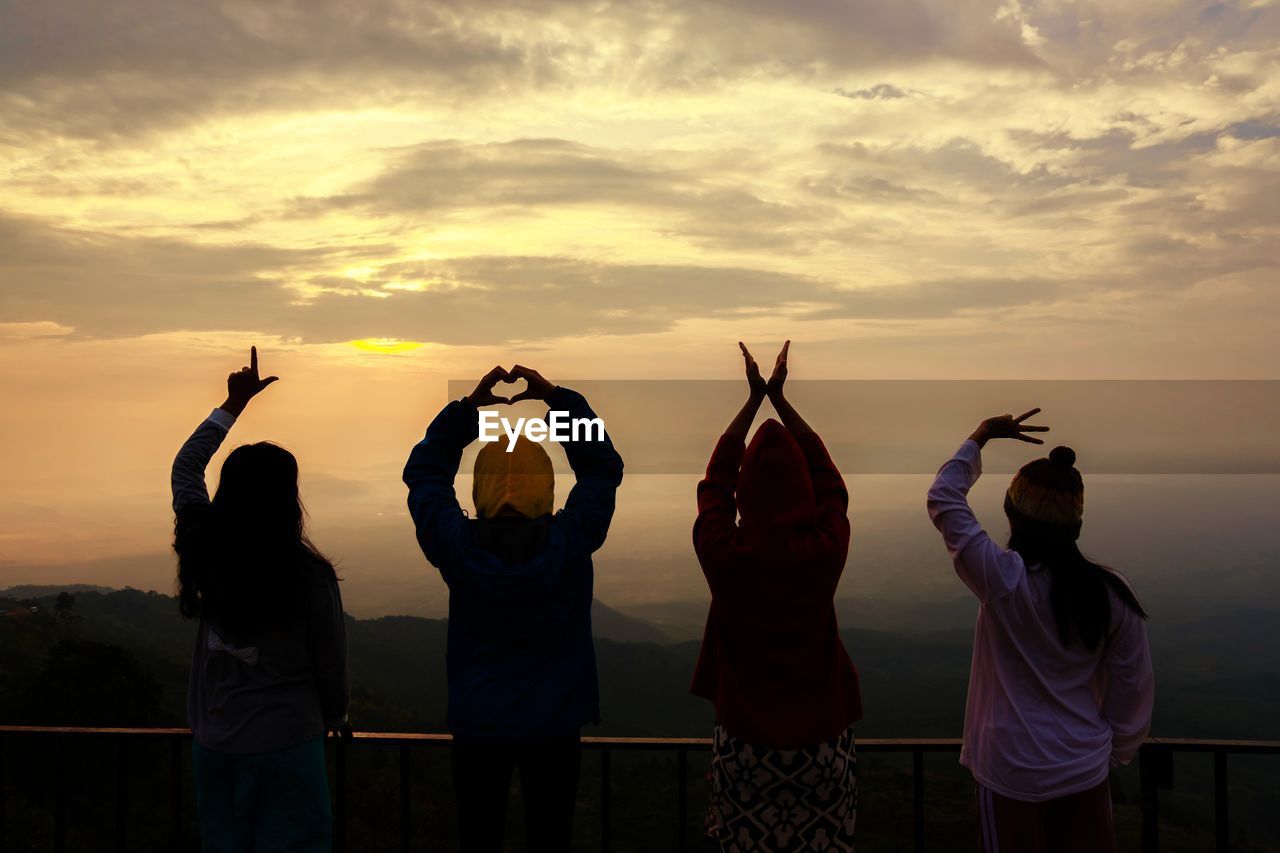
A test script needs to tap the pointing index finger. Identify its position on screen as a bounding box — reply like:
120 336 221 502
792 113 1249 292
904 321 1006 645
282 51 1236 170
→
1014 407 1041 423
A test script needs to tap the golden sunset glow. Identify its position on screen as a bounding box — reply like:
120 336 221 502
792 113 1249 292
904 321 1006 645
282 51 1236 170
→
1 0 1277 602
349 339 427 354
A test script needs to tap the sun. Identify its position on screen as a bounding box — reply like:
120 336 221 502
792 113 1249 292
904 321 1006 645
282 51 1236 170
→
348 339 425 354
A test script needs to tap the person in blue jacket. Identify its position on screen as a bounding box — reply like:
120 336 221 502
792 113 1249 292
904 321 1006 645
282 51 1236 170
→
403 364 623 853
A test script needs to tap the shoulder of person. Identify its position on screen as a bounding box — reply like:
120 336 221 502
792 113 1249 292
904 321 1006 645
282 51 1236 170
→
175 500 214 528
299 551 340 587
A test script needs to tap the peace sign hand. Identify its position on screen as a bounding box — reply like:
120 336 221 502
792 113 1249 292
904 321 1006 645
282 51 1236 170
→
970 408 1050 447
222 346 279 416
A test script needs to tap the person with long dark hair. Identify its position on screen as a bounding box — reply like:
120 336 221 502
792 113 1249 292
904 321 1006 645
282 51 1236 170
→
172 347 349 853
692 341 861 852
403 365 623 853
927 409 1153 853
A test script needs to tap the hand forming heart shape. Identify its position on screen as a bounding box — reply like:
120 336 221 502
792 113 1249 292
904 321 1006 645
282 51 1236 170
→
499 373 529 400
467 364 556 407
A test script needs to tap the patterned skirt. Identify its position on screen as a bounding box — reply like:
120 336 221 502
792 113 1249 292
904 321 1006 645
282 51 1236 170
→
705 723 858 852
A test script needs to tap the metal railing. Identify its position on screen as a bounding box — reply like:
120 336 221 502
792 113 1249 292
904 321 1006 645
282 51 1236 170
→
0 726 1276 852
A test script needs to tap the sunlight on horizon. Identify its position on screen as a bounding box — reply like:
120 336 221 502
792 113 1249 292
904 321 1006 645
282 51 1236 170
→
2 0 1278 577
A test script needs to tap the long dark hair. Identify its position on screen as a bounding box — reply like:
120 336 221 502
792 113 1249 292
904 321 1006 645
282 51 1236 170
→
1006 499 1147 653
174 442 336 636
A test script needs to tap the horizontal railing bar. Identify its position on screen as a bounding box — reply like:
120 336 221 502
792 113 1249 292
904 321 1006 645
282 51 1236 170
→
1146 738 1280 754
0 726 190 737
0 728 958 751
2 727 1277 755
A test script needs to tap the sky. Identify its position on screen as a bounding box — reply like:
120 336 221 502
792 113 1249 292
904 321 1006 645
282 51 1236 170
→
1 0 1278 612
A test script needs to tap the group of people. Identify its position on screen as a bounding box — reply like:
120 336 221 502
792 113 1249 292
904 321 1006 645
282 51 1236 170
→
171 343 1154 853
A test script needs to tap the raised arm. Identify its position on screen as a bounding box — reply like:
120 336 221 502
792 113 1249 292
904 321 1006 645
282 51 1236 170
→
508 366 624 556
693 344 767 572
926 410 1049 602
172 346 278 513
763 340 847 526
762 340 815 439
403 367 508 575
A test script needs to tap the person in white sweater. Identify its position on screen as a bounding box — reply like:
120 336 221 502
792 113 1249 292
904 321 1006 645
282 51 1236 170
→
927 408 1154 853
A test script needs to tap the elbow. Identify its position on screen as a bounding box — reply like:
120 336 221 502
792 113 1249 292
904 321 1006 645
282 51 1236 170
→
598 451 624 485
591 458 623 487
402 454 425 488
925 483 963 523
415 532 444 567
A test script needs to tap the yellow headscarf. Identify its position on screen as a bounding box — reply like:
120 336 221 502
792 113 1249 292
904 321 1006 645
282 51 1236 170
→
472 436 555 519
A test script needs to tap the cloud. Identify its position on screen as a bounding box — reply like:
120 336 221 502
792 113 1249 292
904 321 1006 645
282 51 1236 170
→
834 84 912 100
287 138 838 251
299 139 698 215
0 0 1043 142
0 209 1086 344
0 0 1276 359
0 0 533 140
0 210 377 338
802 277 1067 320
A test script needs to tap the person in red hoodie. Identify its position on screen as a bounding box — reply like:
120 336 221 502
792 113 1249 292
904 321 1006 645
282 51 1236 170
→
691 340 862 852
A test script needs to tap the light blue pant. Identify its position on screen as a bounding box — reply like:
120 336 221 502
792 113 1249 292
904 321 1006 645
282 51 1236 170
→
192 737 332 853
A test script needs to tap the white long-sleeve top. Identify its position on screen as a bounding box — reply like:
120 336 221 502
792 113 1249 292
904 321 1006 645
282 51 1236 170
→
927 439 1154 802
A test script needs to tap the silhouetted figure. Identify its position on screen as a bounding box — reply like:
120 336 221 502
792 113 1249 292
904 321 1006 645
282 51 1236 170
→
927 409 1153 853
172 347 349 853
403 365 623 853
692 342 861 852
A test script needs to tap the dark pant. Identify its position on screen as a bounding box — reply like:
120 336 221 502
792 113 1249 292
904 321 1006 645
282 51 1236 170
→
452 733 582 853
192 737 332 853
977 779 1118 853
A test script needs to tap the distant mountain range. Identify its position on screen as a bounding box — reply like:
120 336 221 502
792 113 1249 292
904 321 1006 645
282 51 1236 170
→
3 584 1279 849
4 584 1278 740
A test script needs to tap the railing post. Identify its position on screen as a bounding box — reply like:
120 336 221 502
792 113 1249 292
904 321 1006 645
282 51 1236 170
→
53 734 67 853
1139 744 1172 853
0 734 7 853
600 749 611 853
912 750 924 853
677 748 688 853
334 734 348 853
114 738 130 853
1214 751 1228 853
169 735 183 853
399 744 411 853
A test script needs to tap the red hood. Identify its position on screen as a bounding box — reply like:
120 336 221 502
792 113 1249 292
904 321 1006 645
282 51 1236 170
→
736 419 816 527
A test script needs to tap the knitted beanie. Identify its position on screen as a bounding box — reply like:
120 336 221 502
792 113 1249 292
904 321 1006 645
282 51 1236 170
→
1005 446 1084 532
